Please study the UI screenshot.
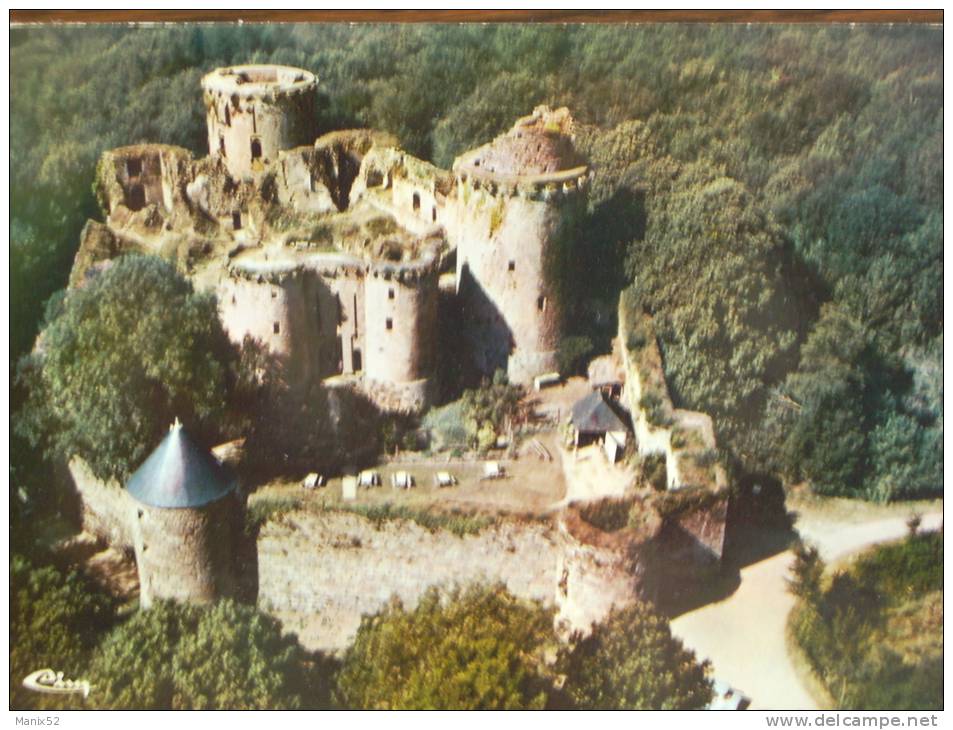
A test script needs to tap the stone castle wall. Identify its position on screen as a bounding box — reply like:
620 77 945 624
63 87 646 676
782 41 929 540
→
256 509 637 653
445 174 587 384
364 266 438 385
616 295 728 492
218 253 438 407
132 495 239 608
67 457 134 549
218 272 322 388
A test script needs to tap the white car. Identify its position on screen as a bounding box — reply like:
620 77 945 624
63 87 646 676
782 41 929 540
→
707 680 751 710
358 470 381 488
434 471 457 487
391 471 415 489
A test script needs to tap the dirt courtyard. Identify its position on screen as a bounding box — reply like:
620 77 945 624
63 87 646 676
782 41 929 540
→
254 429 571 515
254 377 634 515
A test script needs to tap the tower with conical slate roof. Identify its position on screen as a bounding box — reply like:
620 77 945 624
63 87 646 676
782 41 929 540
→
127 420 239 608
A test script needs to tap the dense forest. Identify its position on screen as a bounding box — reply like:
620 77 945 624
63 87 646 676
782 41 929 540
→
11 23 942 504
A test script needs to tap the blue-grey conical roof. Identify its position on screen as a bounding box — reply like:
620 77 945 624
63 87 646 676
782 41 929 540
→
126 420 237 509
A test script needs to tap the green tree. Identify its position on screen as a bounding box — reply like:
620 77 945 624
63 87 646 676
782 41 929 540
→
10 555 117 709
17 255 239 483
335 584 556 709
786 541 825 605
459 371 523 452
560 601 712 709
772 304 938 501
556 336 594 377
625 169 801 464
88 599 319 710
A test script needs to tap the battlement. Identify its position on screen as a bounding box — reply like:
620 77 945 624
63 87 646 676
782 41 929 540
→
203 64 318 181
455 164 591 201
226 244 442 287
201 64 317 99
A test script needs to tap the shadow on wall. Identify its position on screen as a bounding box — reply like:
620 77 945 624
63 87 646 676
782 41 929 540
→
457 262 516 380
242 376 384 486
564 187 645 346
652 520 740 618
723 473 798 568
656 477 799 618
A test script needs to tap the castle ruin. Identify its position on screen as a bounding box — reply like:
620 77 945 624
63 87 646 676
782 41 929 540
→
73 64 591 412
61 63 736 643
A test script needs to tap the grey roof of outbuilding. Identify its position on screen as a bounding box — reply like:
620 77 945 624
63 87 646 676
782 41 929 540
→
126 421 237 509
571 391 628 434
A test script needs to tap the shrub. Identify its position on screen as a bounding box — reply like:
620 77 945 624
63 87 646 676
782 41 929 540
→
422 400 469 451
578 497 636 533
88 599 320 709
639 392 672 428
246 496 300 535
459 372 522 452
318 502 494 537
851 531 941 599
786 541 824 604
789 532 943 709
560 601 712 709
10 555 118 709
335 584 556 709
16 255 239 483
556 335 594 376
641 452 668 491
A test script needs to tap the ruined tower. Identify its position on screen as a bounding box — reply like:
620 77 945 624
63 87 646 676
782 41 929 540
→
202 64 318 181
446 106 590 385
127 420 240 608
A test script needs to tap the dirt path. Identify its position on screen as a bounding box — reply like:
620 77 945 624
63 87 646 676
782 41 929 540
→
670 508 942 710
552 443 631 509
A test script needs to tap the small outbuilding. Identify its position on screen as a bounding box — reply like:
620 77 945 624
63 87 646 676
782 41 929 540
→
570 390 630 462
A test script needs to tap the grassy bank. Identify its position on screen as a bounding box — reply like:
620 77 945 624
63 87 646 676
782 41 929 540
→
788 531 942 710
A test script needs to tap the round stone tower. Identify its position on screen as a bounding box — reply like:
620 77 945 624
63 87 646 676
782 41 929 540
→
127 420 239 608
446 106 590 385
202 64 318 181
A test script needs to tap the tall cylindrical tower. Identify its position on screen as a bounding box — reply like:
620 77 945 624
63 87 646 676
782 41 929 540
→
364 260 439 385
446 106 590 385
201 64 318 181
127 421 239 608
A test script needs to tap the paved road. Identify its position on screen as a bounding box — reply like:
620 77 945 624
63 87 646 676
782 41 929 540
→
670 510 942 710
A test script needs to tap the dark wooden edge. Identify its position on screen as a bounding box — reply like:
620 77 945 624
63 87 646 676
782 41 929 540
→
8 9 945 25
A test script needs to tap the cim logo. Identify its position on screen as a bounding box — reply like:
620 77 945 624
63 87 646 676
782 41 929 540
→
22 669 92 698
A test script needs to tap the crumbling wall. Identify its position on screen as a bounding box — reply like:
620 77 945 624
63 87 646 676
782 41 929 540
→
66 457 134 549
257 510 637 653
68 221 122 290
352 146 452 235
616 294 728 492
96 144 193 218
276 147 338 215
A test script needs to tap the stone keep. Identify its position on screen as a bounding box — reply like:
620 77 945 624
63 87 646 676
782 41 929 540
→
202 64 318 181
446 106 590 385
127 421 239 608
